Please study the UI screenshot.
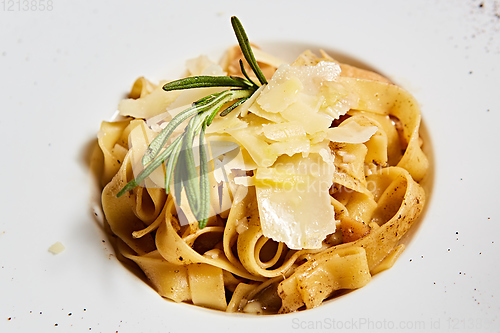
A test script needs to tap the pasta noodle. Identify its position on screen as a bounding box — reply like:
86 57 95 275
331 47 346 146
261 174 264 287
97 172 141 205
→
95 45 429 314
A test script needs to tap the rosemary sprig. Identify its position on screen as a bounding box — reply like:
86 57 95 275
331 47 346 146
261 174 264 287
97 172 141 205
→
117 16 266 229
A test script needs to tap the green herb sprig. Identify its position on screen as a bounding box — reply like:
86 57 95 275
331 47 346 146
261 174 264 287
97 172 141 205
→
117 16 267 229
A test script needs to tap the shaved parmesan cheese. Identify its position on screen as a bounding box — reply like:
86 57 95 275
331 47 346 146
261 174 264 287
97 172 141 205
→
118 85 181 119
269 138 310 157
201 139 240 167
186 54 217 76
237 85 265 118
318 146 335 165
280 94 333 135
219 146 258 171
256 62 342 118
145 110 172 133
212 146 258 183
320 81 359 119
257 75 302 113
252 48 286 69
262 121 306 141
265 62 341 96
247 102 287 123
233 176 255 186
225 127 276 168
341 153 356 163
205 106 248 134
48 242 65 254
254 153 336 249
327 121 378 143
224 114 278 168
235 217 250 234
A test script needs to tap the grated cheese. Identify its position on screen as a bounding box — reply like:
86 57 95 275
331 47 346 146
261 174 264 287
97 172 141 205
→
48 242 65 255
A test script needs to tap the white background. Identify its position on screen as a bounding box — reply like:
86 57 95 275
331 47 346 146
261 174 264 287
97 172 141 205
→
1 0 499 332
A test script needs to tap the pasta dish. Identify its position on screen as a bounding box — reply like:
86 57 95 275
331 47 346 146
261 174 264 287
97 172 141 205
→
94 17 429 314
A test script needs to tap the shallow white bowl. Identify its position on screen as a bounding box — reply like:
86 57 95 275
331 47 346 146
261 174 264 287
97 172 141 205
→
1 1 499 332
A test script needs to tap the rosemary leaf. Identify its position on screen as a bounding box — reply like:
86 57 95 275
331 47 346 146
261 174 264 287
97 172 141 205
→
163 136 183 194
163 75 251 91
116 179 137 197
230 75 255 88
219 97 248 117
238 59 258 87
193 92 223 106
231 16 268 86
181 112 208 216
181 149 201 218
198 122 210 228
205 89 251 125
173 148 184 207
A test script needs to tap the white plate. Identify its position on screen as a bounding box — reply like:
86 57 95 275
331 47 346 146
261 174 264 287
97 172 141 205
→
1 1 499 332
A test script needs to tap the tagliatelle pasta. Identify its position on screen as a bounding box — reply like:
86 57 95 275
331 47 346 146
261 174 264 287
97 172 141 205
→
95 38 428 314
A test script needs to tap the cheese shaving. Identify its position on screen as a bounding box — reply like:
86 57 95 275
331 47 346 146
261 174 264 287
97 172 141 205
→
327 121 378 143
48 242 65 255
